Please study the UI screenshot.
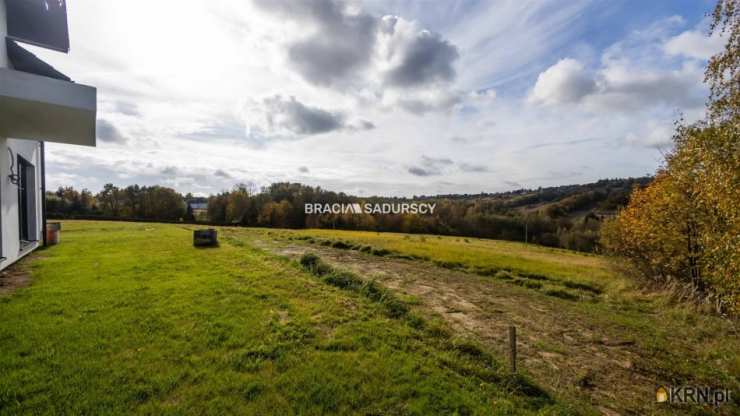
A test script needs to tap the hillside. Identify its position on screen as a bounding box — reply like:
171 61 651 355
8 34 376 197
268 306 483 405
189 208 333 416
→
418 177 652 218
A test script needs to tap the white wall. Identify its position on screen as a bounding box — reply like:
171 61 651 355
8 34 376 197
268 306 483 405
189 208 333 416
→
0 1 43 270
0 138 43 269
0 0 95 270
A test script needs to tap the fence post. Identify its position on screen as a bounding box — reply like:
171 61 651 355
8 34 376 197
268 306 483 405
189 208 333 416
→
509 325 517 373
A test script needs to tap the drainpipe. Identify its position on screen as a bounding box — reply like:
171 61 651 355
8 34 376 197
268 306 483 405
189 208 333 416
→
41 141 46 246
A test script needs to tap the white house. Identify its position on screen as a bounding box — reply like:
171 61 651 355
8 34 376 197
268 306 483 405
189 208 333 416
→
0 0 96 271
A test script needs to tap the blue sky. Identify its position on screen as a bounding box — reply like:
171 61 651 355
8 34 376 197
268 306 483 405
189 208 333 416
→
26 0 724 196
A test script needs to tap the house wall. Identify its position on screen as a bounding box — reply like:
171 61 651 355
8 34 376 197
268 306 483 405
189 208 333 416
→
0 138 43 270
0 0 44 270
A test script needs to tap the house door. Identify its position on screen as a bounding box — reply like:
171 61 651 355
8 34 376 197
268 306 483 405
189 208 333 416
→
17 156 35 242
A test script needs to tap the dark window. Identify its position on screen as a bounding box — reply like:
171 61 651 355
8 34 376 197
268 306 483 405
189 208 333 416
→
17 155 37 244
6 0 70 53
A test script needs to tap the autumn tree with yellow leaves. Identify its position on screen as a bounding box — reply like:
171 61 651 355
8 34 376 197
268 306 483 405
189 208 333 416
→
602 0 739 314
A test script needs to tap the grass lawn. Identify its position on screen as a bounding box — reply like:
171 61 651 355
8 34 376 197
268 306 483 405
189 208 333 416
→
0 221 580 415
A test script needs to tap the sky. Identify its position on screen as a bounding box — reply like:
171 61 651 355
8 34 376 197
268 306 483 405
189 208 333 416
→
25 0 725 197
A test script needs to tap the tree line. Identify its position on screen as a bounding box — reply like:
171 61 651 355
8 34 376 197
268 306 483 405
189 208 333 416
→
46 178 647 253
47 184 187 221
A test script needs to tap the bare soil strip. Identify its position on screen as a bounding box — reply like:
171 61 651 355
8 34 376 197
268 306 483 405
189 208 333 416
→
255 239 669 415
0 263 32 297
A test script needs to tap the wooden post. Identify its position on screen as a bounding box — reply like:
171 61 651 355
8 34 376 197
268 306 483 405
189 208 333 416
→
509 325 517 373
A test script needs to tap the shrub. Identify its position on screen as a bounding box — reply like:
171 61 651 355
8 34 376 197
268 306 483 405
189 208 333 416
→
601 19 740 314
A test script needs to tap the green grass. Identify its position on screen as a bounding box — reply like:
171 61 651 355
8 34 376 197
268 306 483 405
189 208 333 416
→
270 227 740 415
0 221 581 415
285 229 624 295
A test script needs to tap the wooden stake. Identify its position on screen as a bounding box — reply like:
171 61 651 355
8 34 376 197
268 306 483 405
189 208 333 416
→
509 325 517 373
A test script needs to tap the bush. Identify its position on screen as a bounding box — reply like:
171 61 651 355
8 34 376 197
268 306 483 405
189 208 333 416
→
601 45 740 315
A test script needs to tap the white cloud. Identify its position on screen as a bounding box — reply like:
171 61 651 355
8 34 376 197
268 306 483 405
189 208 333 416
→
664 29 725 60
529 58 596 105
253 1 461 114
529 18 710 115
586 60 705 112
624 122 675 149
25 0 720 197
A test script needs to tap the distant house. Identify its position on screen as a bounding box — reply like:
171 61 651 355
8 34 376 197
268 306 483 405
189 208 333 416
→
187 201 208 221
0 0 97 270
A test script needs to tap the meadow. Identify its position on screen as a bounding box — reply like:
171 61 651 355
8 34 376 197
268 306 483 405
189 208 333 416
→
0 221 737 415
282 229 626 295
250 227 740 414
0 221 577 415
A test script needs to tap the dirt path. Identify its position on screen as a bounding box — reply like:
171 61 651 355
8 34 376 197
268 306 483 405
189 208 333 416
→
253 238 661 415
